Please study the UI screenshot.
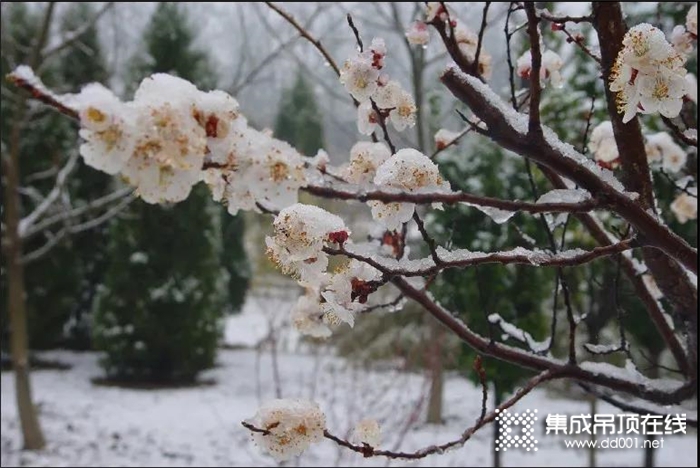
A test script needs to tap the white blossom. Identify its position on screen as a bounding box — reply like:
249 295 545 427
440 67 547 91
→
610 24 687 123
357 100 379 136
687 5 697 37
76 84 134 175
670 25 694 56
351 419 381 447
345 142 392 184
247 399 326 461
516 49 564 88
670 193 697 223
637 71 687 119
122 75 207 204
291 292 332 339
370 149 449 230
388 90 417 131
588 121 620 169
406 21 430 45
645 132 687 173
426 2 447 23
373 80 403 110
321 259 381 327
684 73 697 103
266 204 348 285
340 54 379 103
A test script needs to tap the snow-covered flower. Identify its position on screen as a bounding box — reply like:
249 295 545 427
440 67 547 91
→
340 55 380 103
372 80 401 110
291 292 332 338
357 100 379 136
345 141 392 184
266 204 348 285
321 259 382 327
620 24 682 73
406 21 430 45
516 49 564 88
687 5 697 37
122 74 207 204
670 192 697 223
247 136 307 209
434 129 461 150
588 121 620 169
351 419 381 447
645 132 687 172
370 149 449 230
193 89 244 162
77 84 135 175
247 399 326 461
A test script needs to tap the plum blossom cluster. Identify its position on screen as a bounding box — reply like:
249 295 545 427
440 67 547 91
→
76 73 309 212
645 131 687 173
340 37 417 134
610 23 689 123
265 204 348 286
290 259 382 338
517 48 564 89
588 123 689 175
246 399 326 462
265 204 383 337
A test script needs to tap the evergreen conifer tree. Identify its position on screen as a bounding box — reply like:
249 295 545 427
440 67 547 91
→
93 3 246 382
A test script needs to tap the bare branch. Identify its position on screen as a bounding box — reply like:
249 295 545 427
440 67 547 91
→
243 370 556 460
303 184 602 214
265 2 341 77
39 3 115 65
18 151 79 237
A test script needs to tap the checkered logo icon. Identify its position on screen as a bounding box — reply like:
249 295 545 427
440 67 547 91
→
495 408 538 451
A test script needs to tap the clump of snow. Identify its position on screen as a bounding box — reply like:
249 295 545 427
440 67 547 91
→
537 188 591 204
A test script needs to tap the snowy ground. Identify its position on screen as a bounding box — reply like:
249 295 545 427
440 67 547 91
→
1 346 697 467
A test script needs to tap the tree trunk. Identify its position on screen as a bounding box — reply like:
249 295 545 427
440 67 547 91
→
589 395 597 467
493 383 501 468
426 319 444 424
643 351 661 468
3 115 46 450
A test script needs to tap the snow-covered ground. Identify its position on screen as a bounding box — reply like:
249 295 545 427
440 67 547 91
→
1 346 696 467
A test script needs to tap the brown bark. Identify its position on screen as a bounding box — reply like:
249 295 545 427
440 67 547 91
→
425 319 444 424
592 2 698 377
3 109 46 450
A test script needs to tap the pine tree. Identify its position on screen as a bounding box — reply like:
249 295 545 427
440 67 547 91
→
274 72 325 156
93 3 245 383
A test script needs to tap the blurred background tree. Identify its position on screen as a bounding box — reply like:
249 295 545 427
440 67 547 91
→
92 2 247 383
